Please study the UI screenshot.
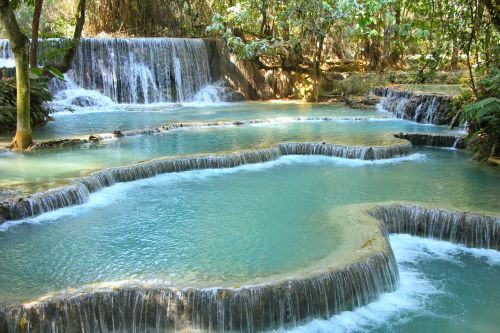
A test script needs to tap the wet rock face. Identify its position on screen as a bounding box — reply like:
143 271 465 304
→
394 133 465 149
372 87 454 125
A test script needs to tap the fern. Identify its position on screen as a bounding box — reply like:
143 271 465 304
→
460 97 500 125
460 97 500 161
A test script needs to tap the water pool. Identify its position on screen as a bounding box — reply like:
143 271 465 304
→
0 115 462 194
0 102 386 141
1 149 498 307
0 100 497 332
288 235 500 333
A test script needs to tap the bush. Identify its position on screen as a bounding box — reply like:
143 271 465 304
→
460 97 500 160
0 78 54 132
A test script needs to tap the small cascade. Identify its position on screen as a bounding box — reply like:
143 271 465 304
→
0 143 413 222
370 204 500 249
0 39 73 68
190 82 228 104
424 97 439 124
49 76 115 109
371 87 453 125
413 103 423 121
0 250 398 332
278 142 412 160
394 133 465 149
452 136 463 148
0 183 91 221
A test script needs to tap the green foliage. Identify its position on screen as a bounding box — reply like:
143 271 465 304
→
0 78 54 132
461 98 500 125
31 65 65 80
478 68 500 99
459 69 500 161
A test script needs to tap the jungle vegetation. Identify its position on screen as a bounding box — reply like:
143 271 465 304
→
0 0 498 158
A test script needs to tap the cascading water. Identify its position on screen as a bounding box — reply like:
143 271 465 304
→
0 38 221 104
372 87 453 125
0 40 14 68
424 97 439 124
370 204 500 249
68 38 213 104
1 201 498 332
0 143 412 221
0 251 399 332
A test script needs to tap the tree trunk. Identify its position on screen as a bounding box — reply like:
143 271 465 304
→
389 2 402 65
467 1 478 96
311 36 325 102
380 1 395 70
57 0 86 72
366 39 380 70
450 42 458 70
0 0 32 149
484 0 500 33
30 0 44 68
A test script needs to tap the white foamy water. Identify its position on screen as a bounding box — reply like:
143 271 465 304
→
280 235 500 333
188 84 226 105
48 79 228 114
0 58 15 68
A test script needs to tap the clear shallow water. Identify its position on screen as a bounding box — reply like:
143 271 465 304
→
285 235 500 333
0 150 498 305
0 100 497 332
1 102 381 141
396 84 461 96
0 117 462 193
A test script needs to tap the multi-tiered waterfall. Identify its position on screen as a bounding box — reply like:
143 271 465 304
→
0 38 220 104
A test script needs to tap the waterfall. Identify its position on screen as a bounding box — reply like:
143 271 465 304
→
0 40 14 68
371 87 453 125
69 38 212 103
0 38 215 104
1 143 411 222
0 248 398 332
0 149 281 221
370 204 500 249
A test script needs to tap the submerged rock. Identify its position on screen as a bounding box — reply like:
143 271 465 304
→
29 139 88 150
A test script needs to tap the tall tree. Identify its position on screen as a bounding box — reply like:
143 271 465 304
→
0 0 32 149
30 0 43 68
58 0 86 72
